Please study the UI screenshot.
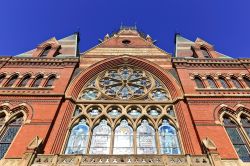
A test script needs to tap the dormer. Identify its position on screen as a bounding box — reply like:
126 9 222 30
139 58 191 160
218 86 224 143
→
32 38 61 58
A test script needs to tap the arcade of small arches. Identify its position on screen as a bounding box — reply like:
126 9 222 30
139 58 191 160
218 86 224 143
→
63 104 181 155
0 73 57 88
193 74 250 89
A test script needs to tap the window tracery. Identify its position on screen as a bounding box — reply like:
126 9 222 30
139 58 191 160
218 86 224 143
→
159 119 180 154
79 66 170 101
65 119 89 154
89 119 111 154
113 119 133 154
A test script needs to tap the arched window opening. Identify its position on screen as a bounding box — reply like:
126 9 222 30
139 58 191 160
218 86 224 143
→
73 106 82 117
0 115 23 159
137 119 156 154
223 116 250 162
113 119 133 154
207 77 217 88
40 45 51 57
241 116 250 139
219 77 230 88
5 74 18 87
0 74 6 85
194 77 205 88
0 113 6 128
200 47 211 58
31 75 43 87
243 77 250 88
45 75 56 87
65 119 89 154
89 119 111 154
159 119 181 154
231 77 243 88
18 75 31 87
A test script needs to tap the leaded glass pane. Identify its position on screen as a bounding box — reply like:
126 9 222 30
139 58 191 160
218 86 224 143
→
207 78 217 88
231 78 242 88
219 78 229 88
225 128 244 144
81 89 99 100
137 120 156 154
194 77 204 88
159 120 180 154
73 106 82 117
241 117 250 138
148 107 161 118
108 107 121 118
0 126 20 143
167 107 175 117
88 107 100 117
0 144 10 159
128 107 141 118
90 120 111 154
151 89 169 101
65 119 89 154
113 120 133 154
234 145 250 162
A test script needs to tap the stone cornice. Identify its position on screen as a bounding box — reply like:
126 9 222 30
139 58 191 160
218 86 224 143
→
172 58 250 68
3 57 79 67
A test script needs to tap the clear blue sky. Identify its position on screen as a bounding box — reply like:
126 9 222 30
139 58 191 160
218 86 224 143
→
0 0 249 58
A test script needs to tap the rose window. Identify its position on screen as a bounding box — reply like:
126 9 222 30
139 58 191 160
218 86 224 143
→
79 66 170 101
98 66 152 99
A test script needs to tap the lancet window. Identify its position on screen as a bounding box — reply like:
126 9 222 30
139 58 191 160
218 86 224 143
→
18 75 31 87
31 75 43 87
207 77 217 88
194 77 205 88
0 114 24 159
231 77 243 88
219 77 230 88
45 75 56 87
223 115 250 162
5 74 18 87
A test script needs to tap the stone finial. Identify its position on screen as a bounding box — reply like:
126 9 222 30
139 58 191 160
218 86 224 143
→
104 34 110 41
27 136 43 150
202 138 217 153
146 34 152 43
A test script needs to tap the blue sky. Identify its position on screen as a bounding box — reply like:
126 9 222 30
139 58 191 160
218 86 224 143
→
0 0 249 58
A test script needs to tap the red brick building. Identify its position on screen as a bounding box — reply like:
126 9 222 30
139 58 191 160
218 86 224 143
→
0 27 250 166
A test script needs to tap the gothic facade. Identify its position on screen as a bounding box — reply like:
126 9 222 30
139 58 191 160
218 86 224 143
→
0 27 250 166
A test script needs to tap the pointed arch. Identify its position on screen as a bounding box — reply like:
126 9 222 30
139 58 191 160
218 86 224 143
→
0 74 6 85
207 76 218 88
65 55 183 101
194 76 205 88
231 77 243 88
218 76 230 88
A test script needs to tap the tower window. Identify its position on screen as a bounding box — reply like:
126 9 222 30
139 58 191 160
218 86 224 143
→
200 47 211 58
194 77 205 88
40 46 52 57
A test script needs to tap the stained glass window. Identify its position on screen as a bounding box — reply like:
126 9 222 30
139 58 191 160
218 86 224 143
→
219 77 230 88
148 107 161 118
31 75 43 87
18 75 31 87
65 119 89 154
81 89 99 100
88 107 101 117
5 74 18 87
231 77 243 88
243 77 250 88
73 106 82 117
107 107 121 118
223 117 250 162
137 120 156 154
151 89 169 101
241 116 250 139
90 119 111 154
98 67 152 100
45 75 56 87
0 116 23 159
128 107 141 118
0 113 5 129
207 77 217 88
167 107 175 117
159 120 180 154
194 77 205 88
113 120 133 154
